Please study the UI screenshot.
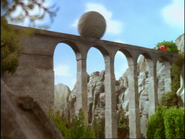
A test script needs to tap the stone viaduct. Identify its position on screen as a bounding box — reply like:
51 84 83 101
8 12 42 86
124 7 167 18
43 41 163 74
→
2 25 178 138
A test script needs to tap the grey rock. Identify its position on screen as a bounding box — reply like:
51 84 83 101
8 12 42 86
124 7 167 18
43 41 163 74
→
55 34 183 138
54 83 71 115
78 11 106 39
175 33 184 54
1 79 64 139
176 64 184 107
140 115 148 138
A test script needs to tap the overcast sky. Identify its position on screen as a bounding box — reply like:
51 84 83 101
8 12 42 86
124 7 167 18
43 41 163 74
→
9 0 184 90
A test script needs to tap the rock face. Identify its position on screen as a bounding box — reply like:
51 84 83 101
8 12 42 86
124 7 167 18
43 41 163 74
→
1 79 64 139
175 33 185 108
61 56 169 138
54 83 71 115
175 33 184 53
176 64 184 107
78 11 106 39
59 35 184 138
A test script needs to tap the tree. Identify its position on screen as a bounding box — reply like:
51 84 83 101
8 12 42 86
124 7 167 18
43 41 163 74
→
1 0 58 75
1 0 58 28
92 116 105 138
48 108 95 139
70 109 95 138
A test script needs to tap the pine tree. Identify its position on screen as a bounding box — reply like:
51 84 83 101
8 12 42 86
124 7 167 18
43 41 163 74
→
70 109 95 138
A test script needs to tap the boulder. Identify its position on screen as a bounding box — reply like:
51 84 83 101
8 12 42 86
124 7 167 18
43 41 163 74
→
54 83 71 115
1 79 64 139
78 11 106 39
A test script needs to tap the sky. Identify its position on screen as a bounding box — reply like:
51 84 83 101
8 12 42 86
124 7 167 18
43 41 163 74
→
8 0 184 90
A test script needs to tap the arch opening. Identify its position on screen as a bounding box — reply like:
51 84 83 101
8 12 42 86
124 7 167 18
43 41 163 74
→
136 53 154 138
114 50 128 112
53 42 77 116
156 55 171 105
87 46 105 131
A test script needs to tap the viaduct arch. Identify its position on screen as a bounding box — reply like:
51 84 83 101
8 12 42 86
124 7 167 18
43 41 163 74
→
2 25 178 138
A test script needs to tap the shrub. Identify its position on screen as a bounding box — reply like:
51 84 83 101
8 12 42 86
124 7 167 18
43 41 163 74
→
154 40 179 54
117 108 129 132
164 106 184 139
92 116 105 138
70 109 95 138
146 105 166 139
1 18 23 75
48 106 70 138
153 40 179 62
160 91 179 109
48 107 94 139
147 105 185 139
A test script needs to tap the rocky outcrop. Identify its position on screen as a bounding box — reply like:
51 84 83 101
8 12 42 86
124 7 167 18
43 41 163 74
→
175 33 184 108
176 64 184 107
1 79 64 139
175 33 184 54
54 83 71 115
61 56 168 138
59 35 184 138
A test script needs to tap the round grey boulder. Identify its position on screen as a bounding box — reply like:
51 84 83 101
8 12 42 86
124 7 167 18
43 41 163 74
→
78 11 106 39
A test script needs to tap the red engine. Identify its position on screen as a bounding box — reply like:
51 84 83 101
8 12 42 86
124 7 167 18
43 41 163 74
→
158 45 167 51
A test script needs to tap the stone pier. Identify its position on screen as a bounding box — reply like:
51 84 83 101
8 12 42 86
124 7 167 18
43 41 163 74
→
2 25 178 138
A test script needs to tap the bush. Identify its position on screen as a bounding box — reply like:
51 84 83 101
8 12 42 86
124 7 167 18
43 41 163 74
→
164 106 184 139
147 105 185 139
153 40 179 62
92 116 105 138
146 105 166 139
117 108 129 132
48 106 70 138
1 18 23 75
70 109 95 138
154 40 179 54
48 107 95 139
160 91 179 109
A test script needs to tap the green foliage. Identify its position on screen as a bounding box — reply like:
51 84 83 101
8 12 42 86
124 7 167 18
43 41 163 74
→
147 105 185 139
1 0 59 75
164 106 184 139
1 18 23 75
92 116 105 138
154 40 179 54
160 91 179 109
117 107 129 133
146 105 166 139
48 106 70 139
70 109 95 138
48 107 95 139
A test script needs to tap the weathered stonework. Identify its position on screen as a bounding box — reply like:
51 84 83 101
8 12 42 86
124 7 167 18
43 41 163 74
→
78 11 106 39
2 24 178 139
